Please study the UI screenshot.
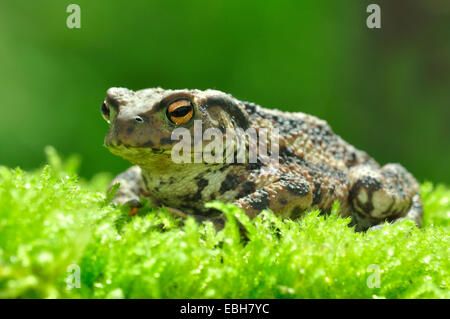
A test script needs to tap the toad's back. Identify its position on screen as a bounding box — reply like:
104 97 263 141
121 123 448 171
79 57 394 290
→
243 101 378 171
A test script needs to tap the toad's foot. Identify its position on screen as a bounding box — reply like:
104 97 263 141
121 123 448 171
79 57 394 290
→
348 163 422 231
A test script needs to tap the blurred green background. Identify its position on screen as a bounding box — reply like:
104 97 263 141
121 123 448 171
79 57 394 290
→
0 0 449 183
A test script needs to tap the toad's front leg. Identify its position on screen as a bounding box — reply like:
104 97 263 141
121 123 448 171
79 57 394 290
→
108 165 148 215
109 166 226 226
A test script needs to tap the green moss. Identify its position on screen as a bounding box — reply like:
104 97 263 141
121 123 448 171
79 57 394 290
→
0 148 448 298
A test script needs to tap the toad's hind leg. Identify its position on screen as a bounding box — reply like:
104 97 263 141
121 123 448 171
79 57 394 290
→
347 163 423 231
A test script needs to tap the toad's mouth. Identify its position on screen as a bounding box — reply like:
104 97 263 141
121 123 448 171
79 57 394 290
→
105 143 172 161
105 143 172 154
105 142 223 167
142 147 170 154
104 143 172 166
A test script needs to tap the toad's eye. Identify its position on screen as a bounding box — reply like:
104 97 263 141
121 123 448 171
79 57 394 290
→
167 99 193 125
101 100 110 122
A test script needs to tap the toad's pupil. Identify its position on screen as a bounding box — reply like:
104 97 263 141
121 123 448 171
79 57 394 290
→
171 105 191 117
101 101 110 117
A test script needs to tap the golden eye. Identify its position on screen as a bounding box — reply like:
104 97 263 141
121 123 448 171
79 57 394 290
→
167 99 193 125
101 100 110 122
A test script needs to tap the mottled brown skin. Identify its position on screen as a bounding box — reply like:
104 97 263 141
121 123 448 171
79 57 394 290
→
102 87 423 231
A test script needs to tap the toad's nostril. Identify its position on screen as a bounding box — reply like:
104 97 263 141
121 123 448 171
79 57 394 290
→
134 116 144 123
